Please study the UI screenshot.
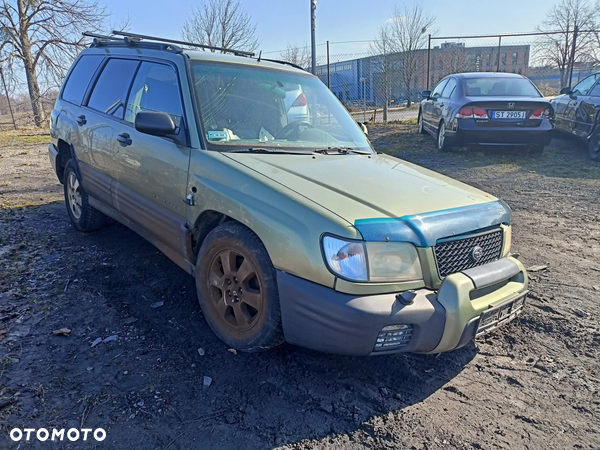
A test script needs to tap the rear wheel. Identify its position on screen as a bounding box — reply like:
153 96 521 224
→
437 121 452 152
418 111 427 134
588 130 600 161
63 160 106 232
195 222 284 352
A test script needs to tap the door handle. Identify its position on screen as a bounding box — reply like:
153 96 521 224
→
76 115 86 126
116 133 132 146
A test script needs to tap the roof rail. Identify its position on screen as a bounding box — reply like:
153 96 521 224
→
83 31 182 53
111 31 255 57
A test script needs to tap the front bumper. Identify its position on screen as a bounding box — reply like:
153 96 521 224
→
278 257 528 356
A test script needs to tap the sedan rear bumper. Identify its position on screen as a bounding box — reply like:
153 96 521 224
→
448 119 554 146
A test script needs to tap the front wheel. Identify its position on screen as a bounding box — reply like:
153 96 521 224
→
437 121 452 152
195 222 284 352
63 160 106 232
588 130 600 161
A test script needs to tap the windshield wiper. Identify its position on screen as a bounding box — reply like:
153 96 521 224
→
313 147 372 155
228 148 313 155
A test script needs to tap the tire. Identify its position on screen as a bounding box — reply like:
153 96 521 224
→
418 111 427 134
437 121 452 152
195 221 284 352
588 130 600 161
63 160 106 232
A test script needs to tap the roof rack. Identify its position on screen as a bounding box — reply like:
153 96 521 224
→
83 31 183 53
111 31 255 57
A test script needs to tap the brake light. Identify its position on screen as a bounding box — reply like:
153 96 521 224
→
472 106 489 118
456 106 473 119
530 108 548 119
456 106 488 119
292 93 307 107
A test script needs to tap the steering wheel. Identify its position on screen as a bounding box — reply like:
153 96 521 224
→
275 121 315 140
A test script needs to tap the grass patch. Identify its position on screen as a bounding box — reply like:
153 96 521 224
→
0 128 50 148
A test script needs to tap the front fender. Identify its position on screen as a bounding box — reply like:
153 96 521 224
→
187 151 359 288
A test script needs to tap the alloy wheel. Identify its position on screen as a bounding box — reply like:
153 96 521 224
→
207 249 262 331
67 171 82 220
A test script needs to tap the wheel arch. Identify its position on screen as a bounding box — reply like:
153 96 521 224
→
55 138 75 184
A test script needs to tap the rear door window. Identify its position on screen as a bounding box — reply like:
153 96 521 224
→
87 59 140 119
431 80 448 98
61 55 104 105
441 78 457 98
124 62 184 127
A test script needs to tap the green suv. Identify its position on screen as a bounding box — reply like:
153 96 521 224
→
48 32 528 355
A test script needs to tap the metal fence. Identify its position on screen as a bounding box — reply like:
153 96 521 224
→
2 29 598 128
266 28 599 123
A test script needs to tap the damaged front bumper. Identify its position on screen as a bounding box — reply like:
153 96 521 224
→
278 257 528 356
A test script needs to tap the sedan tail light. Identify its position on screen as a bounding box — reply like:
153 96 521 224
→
291 93 307 107
456 106 488 119
456 106 474 119
530 108 549 119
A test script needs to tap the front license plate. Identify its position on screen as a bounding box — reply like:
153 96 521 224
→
475 291 528 337
492 111 526 119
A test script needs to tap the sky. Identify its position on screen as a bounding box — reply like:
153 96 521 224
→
102 0 557 58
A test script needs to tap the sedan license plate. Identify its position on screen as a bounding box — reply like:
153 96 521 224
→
475 291 528 337
492 110 526 119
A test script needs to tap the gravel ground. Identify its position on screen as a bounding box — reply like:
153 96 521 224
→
0 127 598 449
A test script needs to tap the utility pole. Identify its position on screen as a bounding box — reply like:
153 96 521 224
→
311 0 317 74
568 25 579 89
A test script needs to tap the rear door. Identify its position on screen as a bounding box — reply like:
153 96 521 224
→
112 60 191 257
423 79 448 130
80 58 140 206
436 77 457 124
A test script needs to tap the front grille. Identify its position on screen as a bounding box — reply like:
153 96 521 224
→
434 228 503 278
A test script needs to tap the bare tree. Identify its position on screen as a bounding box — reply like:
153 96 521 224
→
279 43 310 70
536 0 599 88
0 0 108 127
370 24 394 121
182 0 259 54
386 3 435 107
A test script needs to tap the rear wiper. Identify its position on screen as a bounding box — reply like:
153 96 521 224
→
313 147 372 155
228 148 313 155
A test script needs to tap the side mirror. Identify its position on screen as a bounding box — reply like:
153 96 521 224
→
559 87 571 95
421 90 431 99
135 111 177 137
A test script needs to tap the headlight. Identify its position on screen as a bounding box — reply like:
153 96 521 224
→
322 236 368 281
322 236 422 282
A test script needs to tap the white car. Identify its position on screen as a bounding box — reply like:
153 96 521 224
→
283 83 309 123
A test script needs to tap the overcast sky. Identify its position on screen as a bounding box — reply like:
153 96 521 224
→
103 0 556 57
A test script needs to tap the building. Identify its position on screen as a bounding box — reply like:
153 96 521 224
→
316 43 531 107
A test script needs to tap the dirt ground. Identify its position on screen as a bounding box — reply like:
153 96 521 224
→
0 126 599 449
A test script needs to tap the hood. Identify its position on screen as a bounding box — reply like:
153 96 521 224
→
223 152 497 226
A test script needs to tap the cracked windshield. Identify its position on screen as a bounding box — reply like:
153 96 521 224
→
191 62 373 152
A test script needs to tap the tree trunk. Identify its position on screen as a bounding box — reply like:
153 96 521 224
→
17 0 46 128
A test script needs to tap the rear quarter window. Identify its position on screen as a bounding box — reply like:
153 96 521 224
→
87 58 140 119
61 55 104 105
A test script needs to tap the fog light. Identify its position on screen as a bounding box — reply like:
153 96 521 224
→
373 324 413 351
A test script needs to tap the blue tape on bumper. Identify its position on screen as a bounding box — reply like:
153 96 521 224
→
354 200 511 247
